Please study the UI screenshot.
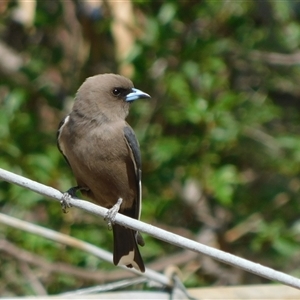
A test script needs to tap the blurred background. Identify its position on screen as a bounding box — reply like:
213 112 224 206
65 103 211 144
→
1 0 300 296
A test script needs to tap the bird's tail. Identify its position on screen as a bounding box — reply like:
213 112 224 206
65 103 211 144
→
112 224 145 272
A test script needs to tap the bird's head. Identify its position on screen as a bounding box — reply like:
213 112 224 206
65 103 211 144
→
73 74 150 121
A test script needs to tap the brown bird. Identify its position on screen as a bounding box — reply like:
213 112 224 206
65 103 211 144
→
57 73 150 272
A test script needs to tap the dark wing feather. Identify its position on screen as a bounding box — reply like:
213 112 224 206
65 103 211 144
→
123 126 141 170
123 125 142 220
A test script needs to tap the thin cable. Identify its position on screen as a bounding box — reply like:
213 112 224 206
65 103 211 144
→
1 167 300 290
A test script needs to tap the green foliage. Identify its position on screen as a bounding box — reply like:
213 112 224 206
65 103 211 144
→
1 0 300 295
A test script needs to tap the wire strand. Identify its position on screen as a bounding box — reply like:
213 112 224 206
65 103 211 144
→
0 167 300 290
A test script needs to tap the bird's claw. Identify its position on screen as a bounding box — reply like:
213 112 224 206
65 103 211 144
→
60 186 88 213
104 198 123 230
61 192 72 213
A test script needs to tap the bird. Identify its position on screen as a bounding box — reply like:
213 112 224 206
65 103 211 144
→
57 73 150 272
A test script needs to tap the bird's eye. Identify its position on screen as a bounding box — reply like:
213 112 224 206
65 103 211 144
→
112 88 121 96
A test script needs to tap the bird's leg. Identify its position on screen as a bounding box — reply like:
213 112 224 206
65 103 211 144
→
61 186 89 213
104 198 123 230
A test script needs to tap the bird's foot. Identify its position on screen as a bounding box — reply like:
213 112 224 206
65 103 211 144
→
60 186 86 213
104 198 123 230
61 192 72 213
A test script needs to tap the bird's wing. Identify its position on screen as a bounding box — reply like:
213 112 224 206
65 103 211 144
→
123 125 142 220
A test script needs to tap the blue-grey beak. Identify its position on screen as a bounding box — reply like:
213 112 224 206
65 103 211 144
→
125 88 151 102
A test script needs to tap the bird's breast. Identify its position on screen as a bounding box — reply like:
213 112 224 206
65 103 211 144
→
61 119 137 209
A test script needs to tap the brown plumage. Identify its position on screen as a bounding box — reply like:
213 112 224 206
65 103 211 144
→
57 73 150 272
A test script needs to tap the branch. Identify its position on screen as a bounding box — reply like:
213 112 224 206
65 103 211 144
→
1 167 300 289
250 50 300 66
19 261 47 296
0 238 135 283
0 213 170 287
106 0 135 76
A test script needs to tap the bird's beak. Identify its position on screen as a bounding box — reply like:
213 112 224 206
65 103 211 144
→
125 88 151 102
